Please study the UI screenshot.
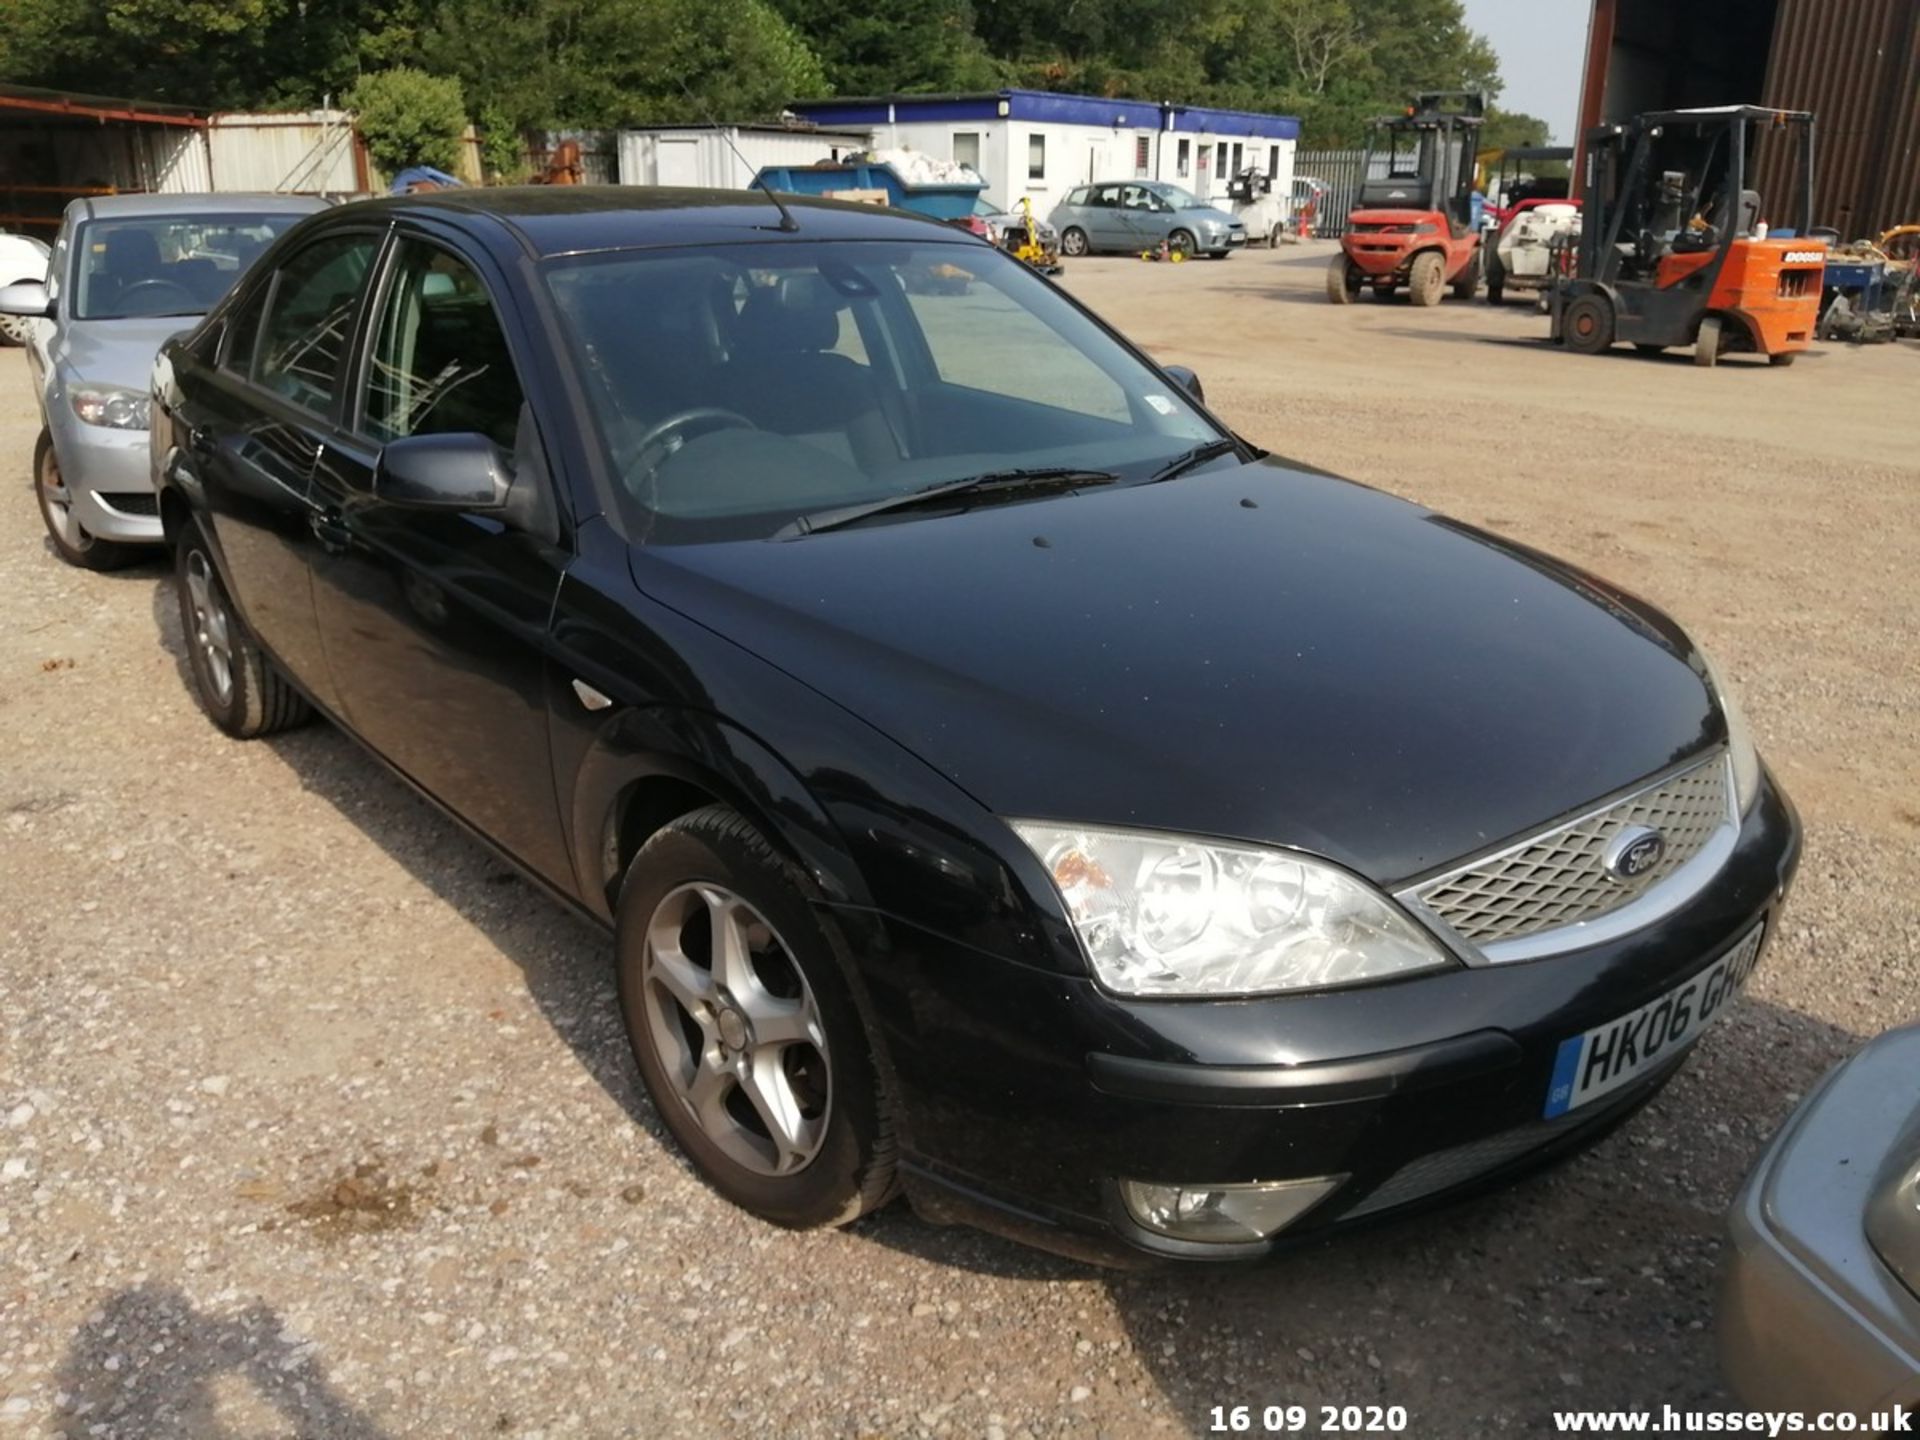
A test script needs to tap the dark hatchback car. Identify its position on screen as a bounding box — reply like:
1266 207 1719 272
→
149 188 1800 1265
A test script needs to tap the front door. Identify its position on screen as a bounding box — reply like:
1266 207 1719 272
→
304 230 574 889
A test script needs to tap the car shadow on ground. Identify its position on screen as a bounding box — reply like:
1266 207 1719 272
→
51 1283 390 1439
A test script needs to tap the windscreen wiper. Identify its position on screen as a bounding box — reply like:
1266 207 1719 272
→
773 467 1120 539
1146 437 1245 484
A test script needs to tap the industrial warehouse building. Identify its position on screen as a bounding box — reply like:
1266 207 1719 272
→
1579 0 1920 237
786 89 1301 217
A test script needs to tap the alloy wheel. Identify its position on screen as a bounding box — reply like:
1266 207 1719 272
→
640 882 830 1177
184 549 235 706
37 445 87 552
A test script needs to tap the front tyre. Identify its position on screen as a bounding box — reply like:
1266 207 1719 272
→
1326 254 1359 304
35 429 135 571
1166 228 1196 261
1060 227 1089 258
1451 249 1482 300
1562 294 1616 355
1408 250 1446 306
174 519 311 737
615 805 898 1230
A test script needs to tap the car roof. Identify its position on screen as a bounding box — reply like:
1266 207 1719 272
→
332 186 972 259
67 192 333 222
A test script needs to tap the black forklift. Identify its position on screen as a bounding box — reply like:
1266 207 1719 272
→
1550 106 1824 366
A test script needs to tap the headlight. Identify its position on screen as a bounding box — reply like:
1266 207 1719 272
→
1699 648 1761 814
1011 822 1452 997
70 385 151 431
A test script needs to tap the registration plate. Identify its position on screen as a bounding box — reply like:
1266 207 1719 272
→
1543 921 1765 1118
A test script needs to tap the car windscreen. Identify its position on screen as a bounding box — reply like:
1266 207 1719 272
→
543 239 1221 543
1150 184 1204 210
72 215 302 321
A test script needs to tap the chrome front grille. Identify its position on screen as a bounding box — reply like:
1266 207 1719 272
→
1405 753 1734 957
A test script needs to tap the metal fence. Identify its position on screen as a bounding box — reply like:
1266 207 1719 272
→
1293 148 1366 237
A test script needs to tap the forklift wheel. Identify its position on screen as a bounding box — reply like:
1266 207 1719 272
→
1562 294 1615 355
1486 278 1505 305
1451 251 1481 300
1768 351 1797 367
1326 255 1360 304
1694 315 1723 369
1408 251 1446 307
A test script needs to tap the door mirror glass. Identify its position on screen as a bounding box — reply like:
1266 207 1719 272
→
0 281 52 318
1162 365 1204 404
375 432 512 511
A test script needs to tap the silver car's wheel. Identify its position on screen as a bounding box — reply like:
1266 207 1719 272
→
184 548 235 706
0 313 34 346
34 428 133 571
1061 226 1089 257
640 881 830 1177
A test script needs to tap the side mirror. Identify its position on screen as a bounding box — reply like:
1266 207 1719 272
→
0 281 52 319
375 432 511 511
1162 365 1204 404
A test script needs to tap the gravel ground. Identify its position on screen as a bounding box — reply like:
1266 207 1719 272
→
2 241 1917 1439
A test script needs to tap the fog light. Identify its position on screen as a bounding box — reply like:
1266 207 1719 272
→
1119 1176 1345 1243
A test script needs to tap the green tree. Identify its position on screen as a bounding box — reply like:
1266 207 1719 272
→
772 0 1001 94
0 0 282 107
423 0 827 134
348 65 465 173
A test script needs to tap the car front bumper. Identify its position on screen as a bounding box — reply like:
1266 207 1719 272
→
1719 1024 1920 1416
47 410 162 544
861 767 1801 1266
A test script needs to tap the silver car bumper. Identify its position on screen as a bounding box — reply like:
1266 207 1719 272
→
48 412 162 544
1719 1023 1920 1415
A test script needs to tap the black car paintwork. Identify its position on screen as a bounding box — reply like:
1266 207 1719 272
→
152 189 1799 1263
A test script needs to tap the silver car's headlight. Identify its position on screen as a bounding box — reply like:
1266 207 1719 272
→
1699 648 1761 814
70 385 151 431
1011 822 1452 997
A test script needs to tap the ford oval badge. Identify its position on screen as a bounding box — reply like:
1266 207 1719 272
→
1604 825 1667 881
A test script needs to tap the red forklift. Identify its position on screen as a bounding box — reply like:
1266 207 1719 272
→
1328 92 1486 306
1550 106 1825 366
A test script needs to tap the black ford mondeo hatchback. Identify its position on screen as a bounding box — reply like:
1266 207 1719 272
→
150 189 1799 1264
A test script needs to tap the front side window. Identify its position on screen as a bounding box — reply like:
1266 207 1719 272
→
363 239 525 449
71 214 299 321
255 232 378 414
544 240 1220 543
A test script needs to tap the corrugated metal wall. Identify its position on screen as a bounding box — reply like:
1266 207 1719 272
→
209 111 359 193
1763 0 1920 236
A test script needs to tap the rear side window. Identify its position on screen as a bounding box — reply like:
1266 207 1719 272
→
221 281 271 377
256 232 378 414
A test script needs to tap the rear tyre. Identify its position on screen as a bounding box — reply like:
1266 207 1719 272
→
1166 229 1196 261
1694 315 1723 368
174 519 312 738
1060 227 1089 258
1486 273 1505 305
35 429 137 571
615 805 898 1230
1451 249 1482 300
1267 228 1280 249
1408 250 1446 306
1562 294 1616 355
1325 255 1359 304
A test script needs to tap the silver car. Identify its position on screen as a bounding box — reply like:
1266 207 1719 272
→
0 193 326 569
1719 1022 1920 1416
1048 181 1246 260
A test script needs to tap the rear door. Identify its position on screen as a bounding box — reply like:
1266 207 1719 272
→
180 227 383 712
304 226 574 888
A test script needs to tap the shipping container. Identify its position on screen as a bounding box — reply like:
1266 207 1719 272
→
617 125 875 191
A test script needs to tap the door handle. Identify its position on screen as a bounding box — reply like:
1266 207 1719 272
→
308 509 352 554
187 424 214 456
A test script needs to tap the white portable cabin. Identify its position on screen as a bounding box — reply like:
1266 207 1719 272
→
788 90 1300 219
617 124 875 190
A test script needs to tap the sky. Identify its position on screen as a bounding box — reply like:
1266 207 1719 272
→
1460 0 1588 142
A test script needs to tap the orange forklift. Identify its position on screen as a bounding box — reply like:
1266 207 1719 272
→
1328 91 1486 306
1551 106 1825 366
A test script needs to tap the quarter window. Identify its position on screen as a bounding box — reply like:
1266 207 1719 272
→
222 281 271 377
256 233 378 413
363 239 525 450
